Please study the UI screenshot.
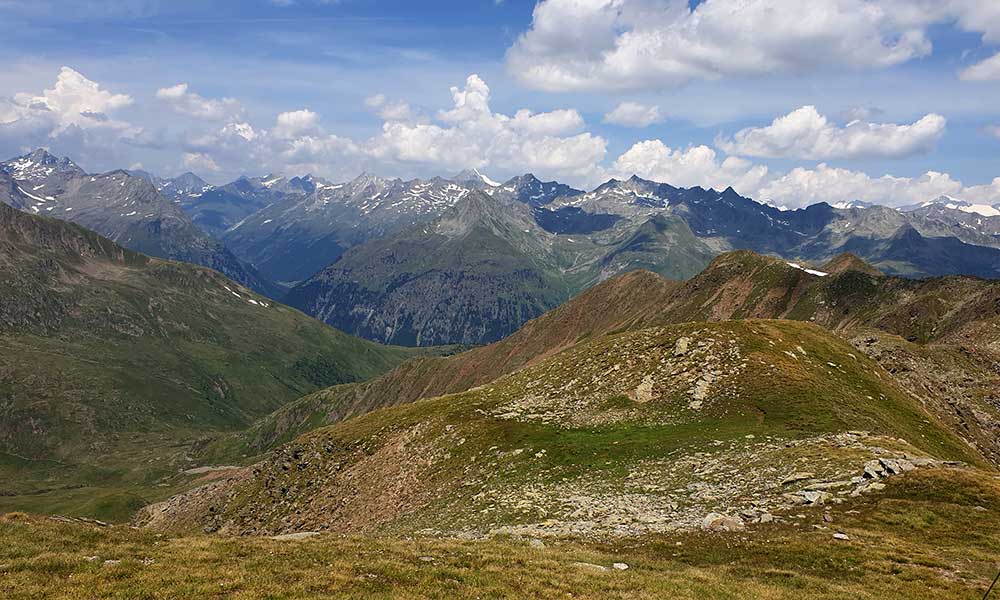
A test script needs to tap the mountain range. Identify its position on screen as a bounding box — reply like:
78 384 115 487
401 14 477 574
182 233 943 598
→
280 175 1000 345
3 149 1000 349
1 150 276 296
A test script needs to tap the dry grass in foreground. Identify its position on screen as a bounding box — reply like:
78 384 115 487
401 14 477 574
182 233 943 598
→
1 468 998 599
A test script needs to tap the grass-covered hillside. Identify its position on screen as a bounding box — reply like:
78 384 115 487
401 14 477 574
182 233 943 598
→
206 251 1000 465
204 269 682 458
143 319 983 538
0 203 417 519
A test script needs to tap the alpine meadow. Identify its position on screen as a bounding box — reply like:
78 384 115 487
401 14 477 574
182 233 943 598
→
2 1 1000 598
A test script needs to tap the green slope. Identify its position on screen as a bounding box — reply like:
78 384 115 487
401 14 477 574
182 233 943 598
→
0 203 417 519
285 193 575 346
212 251 1000 465
143 319 984 537
285 192 717 347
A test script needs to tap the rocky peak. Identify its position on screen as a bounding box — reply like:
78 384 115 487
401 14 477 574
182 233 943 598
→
452 168 501 189
2 149 85 182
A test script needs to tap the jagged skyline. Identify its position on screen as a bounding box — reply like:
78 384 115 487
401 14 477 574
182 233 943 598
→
2 1 1000 208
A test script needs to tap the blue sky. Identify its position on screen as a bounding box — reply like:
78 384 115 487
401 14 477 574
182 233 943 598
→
2 0 1000 208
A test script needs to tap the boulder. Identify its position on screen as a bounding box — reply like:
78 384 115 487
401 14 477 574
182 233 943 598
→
702 512 746 532
782 472 815 485
863 460 886 479
801 490 833 505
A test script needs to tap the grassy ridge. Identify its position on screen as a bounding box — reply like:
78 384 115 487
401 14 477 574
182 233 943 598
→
207 253 1000 465
148 320 983 536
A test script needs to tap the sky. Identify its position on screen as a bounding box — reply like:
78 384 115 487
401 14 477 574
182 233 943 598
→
2 0 1000 208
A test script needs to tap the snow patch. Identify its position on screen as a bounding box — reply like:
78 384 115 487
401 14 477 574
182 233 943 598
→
787 262 828 277
473 168 500 187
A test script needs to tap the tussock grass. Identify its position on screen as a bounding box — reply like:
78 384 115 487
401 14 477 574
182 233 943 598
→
2 469 998 599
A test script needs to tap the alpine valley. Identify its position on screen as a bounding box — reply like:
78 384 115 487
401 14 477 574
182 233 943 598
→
2 149 1000 599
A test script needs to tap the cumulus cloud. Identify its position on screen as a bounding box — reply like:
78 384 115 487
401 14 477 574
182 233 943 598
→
0 66 144 170
367 74 604 177
163 74 601 181
603 102 664 127
6 66 134 134
507 0 945 91
612 140 769 192
364 94 416 122
962 177 1000 205
182 151 220 172
716 106 946 160
960 51 1000 81
508 108 584 135
757 164 970 207
607 138 1000 209
271 109 322 139
6 67 995 211
155 83 242 120
506 0 1000 92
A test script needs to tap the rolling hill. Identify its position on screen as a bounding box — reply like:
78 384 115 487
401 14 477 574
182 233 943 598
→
140 318 984 537
210 250 1000 468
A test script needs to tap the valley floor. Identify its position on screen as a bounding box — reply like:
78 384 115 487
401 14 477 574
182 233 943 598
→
2 468 998 599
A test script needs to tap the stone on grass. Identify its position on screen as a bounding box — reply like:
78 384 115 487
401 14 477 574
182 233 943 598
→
702 512 745 532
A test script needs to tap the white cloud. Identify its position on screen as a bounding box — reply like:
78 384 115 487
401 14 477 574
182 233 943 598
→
166 75 601 182
508 108 584 135
182 152 220 172
367 74 604 178
755 164 1000 208
0 66 144 171
507 0 945 92
717 106 946 160
8 68 993 212
363 93 415 122
155 83 242 120
960 51 1000 81
612 140 769 192
962 177 1000 206
607 137 1000 209
223 121 258 142
8 66 134 133
506 0 1000 92
603 102 664 128
271 109 321 139
438 74 493 124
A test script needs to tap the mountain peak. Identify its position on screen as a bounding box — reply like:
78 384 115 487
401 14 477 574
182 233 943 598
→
821 252 884 277
2 148 84 181
506 172 541 186
905 194 1000 217
452 168 500 188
